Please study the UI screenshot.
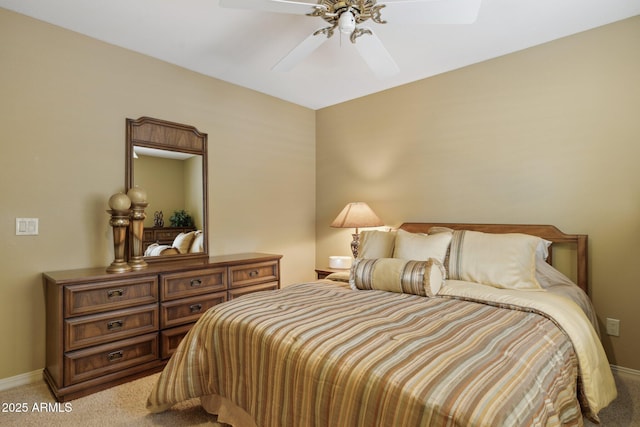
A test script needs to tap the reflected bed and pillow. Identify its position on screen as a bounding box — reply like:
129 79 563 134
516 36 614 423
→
144 230 204 256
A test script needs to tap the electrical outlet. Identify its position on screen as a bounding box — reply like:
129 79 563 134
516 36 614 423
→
605 318 620 337
16 218 39 235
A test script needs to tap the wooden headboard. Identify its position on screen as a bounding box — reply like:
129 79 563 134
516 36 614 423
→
399 223 589 295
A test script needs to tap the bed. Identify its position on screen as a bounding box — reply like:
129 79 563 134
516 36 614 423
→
147 223 616 426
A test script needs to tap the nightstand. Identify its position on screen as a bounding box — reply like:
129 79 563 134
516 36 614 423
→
315 268 348 280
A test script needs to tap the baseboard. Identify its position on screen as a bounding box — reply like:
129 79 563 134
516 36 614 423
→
0 370 42 392
610 364 640 378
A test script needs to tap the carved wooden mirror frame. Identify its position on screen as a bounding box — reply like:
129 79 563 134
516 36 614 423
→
125 116 208 264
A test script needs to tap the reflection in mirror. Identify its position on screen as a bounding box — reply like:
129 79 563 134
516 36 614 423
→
134 147 203 255
126 117 208 264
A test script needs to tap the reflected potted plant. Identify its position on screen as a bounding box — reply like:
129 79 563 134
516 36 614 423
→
170 210 194 227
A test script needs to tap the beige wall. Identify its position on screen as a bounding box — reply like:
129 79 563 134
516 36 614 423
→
135 155 204 229
185 156 204 230
0 9 316 379
317 17 640 371
135 155 188 228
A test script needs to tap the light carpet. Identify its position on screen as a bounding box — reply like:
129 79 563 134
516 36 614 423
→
0 373 223 427
0 370 638 426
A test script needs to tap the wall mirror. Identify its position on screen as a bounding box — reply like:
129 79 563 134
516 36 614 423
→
125 116 208 264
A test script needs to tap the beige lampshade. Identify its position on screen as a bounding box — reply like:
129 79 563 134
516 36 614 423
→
330 202 383 230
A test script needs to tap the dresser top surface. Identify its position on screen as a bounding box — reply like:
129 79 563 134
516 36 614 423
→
43 253 282 284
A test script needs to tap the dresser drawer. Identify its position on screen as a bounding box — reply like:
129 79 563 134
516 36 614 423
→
228 281 279 300
143 229 155 241
65 304 159 351
160 292 226 329
64 277 158 317
155 229 183 242
229 260 279 289
63 333 159 386
160 268 226 301
160 324 192 359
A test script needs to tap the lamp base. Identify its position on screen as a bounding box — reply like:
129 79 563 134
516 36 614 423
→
350 233 360 258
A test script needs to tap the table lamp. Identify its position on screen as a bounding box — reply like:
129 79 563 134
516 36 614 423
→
330 202 383 258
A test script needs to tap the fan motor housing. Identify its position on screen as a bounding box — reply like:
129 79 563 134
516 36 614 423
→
320 0 378 24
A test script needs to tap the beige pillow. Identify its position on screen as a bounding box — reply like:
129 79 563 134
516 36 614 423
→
325 271 350 282
358 230 396 258
189 230 204 253
172 231 196 254
350 258 446 297
448 230 542 290
428 226 454 234
393 229 452 264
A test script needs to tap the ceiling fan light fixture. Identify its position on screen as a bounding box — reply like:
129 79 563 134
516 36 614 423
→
338 10 356 34
221 0 482 78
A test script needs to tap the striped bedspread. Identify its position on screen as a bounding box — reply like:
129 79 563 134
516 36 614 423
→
148 280 609 426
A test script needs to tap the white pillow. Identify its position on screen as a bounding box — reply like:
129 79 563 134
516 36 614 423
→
393 229 452 264
144 243 178 256
448 230 543 290
536 238 552 260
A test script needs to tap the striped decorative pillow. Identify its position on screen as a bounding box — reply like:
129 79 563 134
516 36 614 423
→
350 258 446 297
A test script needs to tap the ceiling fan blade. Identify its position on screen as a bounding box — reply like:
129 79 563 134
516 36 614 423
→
219 0 320 15
354 30 400 79
378 0 482 24
272 30 330 72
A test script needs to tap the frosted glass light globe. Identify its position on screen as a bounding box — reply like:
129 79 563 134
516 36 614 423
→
338 11 355 34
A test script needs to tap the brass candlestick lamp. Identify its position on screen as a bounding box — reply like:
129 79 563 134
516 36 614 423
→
127 186 148 270
106 192 132 273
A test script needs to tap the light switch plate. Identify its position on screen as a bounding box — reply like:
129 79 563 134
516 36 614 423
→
16 218 39 235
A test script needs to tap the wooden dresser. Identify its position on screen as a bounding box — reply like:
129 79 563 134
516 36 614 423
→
43 252 281 402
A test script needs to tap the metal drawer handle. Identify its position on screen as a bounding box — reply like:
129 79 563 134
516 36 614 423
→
107 289 125 298
190 279 202 287
249 270 259 278
107 350 123 362
107 320 124 330
190 304 202 313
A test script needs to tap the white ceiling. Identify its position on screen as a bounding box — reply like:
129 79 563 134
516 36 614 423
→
1 0 639 110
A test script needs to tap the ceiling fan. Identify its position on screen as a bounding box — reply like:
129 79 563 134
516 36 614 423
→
219 0 482 78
